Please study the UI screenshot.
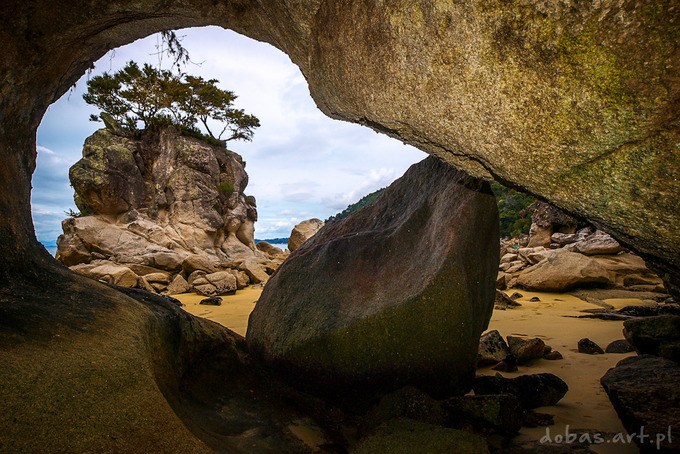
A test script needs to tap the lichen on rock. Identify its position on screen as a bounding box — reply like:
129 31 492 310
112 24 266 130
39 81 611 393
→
58 126 284 293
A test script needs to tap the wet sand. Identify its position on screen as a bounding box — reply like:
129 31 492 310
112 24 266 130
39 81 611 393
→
176 288 642 453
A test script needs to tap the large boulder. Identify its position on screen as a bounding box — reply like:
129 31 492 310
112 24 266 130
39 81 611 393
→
247 157 499 398
287 218 324 252
516 250 614 292
601 355 680 453
623 315 680 362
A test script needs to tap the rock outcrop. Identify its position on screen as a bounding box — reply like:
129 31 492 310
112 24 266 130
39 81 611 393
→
247 157 499 398
288 218 324 251
623 315 680 362
499 204 667 294
57 126 284 294
0 266 331 453
601 355 680 453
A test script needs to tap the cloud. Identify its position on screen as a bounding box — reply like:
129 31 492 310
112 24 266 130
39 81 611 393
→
33 26 426 245
280 180 321 203
322 167 396 210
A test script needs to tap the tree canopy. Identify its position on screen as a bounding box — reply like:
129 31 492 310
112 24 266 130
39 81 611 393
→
83 61 259 144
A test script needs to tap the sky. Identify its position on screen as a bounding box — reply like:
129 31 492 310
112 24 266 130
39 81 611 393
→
33 26 425 245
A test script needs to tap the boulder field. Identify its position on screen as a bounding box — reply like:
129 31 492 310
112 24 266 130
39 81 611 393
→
247 157 499 398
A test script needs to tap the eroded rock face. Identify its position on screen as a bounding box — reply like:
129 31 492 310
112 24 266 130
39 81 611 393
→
247 157 499 398
57 127 280 292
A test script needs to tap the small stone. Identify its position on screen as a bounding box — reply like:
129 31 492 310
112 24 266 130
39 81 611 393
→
492 354 518 372
510 292 523 299
199 296 222 306
543 351 563 360
478 330 510 367
578 338 604 354
605 339 634 354
508 336 546 364
529 296 541 302
522 411 555 428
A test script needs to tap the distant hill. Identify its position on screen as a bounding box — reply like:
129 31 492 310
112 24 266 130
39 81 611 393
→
325 182 534 240
255 237 289 244
490 181 535 239
326 188 386 223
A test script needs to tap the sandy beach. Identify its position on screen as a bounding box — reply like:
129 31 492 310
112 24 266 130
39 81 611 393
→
176 288 644 453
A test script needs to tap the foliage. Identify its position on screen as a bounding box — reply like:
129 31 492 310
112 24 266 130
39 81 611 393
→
217 182 234 194
325 182 534 239
64 207 90 218
490 182 535 239
83 61 259 144
326 188 386 223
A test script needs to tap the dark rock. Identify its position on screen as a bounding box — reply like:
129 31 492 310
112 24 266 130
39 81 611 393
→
617 305 659 317
495 290 522 309
360 387 445 435
496 272 508 290
510 292 523 300
445 393 523 436
508 336 547 365
247 157 499 398
199 296 222 306
161 295 183 307
577 338 604 355
354 418 489 454
543 351 563 360
473 373 568 410
492 355 519 373
660 305 680 316
605 340 634 354
477 330 510 367
529 296 541 302
523 411 555 428
623 315 680 362
601 355 680 452
504 441 597 453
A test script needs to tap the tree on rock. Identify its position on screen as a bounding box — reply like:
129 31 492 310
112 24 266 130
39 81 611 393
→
83 61 259 144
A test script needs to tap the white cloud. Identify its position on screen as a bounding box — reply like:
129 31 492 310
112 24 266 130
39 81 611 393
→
37 145 55 155
33 26 426 245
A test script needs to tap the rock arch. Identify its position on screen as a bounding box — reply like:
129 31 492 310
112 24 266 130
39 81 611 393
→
1 1 679 290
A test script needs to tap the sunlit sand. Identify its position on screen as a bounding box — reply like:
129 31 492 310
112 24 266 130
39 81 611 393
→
176 287 643 453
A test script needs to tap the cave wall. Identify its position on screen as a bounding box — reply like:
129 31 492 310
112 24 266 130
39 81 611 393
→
0 0 678 293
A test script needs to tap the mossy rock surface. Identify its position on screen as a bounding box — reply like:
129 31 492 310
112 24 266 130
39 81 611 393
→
247 157 499 398
353 418 489 454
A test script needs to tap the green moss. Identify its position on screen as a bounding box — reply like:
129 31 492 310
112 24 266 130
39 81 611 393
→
283 260 489 395
217 182 234 194
354 418 489 454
